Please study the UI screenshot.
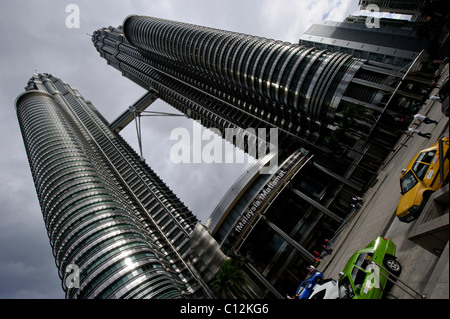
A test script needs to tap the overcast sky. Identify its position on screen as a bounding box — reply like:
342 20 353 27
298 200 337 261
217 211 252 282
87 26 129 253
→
0 0 373 299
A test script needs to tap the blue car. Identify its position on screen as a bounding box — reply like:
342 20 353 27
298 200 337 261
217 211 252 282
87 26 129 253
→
295 272 324 299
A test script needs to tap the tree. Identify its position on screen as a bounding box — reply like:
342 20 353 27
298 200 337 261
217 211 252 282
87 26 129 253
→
211 257 248 299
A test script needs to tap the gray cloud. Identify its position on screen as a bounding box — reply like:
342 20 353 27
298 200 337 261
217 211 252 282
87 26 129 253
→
0 0 360 299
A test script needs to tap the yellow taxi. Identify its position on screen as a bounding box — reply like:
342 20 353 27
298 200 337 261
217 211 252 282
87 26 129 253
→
396 136 449 222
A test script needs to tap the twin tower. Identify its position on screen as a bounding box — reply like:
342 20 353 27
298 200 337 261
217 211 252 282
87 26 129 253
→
16 15 422 298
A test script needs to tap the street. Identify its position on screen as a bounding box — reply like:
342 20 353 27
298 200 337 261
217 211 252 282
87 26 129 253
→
319 64 449 299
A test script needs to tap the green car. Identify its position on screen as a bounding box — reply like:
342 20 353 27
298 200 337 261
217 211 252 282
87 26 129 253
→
337 237 401 299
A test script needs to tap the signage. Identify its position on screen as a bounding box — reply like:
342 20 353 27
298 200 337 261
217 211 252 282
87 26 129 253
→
234 170 286 233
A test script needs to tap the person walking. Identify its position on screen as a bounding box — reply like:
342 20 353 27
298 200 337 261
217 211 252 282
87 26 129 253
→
322 244 333 255
414 113 438 125
307 265 317 275
429 94 441 102
408 128 432 139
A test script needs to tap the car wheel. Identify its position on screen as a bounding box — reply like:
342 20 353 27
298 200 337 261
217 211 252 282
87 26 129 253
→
384 256 402 276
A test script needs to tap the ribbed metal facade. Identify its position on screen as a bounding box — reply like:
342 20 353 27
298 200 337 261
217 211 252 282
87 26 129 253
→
16 74 207 299
121 15 361 123
92 17 373 152
92 15 415 184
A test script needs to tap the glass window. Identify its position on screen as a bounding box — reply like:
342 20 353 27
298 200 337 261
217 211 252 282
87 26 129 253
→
400 170 418 194
351 266 366 287
295 280 308 295
412 162 429 180
354 252 373 268
350 253 374 294
416 151 436 164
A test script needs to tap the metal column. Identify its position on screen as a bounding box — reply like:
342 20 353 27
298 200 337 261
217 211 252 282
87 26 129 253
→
244 262 285 299
262 216 316 264
291 188 343 223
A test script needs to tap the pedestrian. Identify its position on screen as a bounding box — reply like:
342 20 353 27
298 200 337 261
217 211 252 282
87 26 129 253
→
414 113 438 125
322 244 333 255
429 80 439 89
314 257 321 267
324 239 333 251
307 265 317 275
429 94 441 102
408 128 432 139
352 196 364 204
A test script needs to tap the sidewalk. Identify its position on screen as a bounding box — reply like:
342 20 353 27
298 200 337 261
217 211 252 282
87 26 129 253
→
318 63 449 299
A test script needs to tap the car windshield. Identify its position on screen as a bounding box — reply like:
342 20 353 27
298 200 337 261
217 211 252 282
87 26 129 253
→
400 170 418 194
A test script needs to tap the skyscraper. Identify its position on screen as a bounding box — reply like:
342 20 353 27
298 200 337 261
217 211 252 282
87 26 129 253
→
90 15 436 297
359 0 425 16
93 15 366 151
93 14 429 209
299 19 428 67
15 73 209 299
